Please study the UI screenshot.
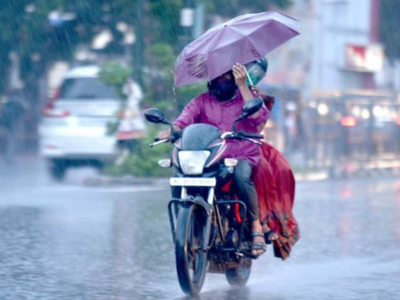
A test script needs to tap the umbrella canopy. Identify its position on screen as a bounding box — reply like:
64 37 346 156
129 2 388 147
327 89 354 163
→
174 11 300 87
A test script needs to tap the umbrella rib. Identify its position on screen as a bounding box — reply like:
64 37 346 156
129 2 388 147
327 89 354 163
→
213 26 262 58
245 20 299 54
185 26 226 57
203 28 233 81
205 27 229 55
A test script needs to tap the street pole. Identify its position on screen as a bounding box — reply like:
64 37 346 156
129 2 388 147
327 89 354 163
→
132 0 144 87
179 0 194 51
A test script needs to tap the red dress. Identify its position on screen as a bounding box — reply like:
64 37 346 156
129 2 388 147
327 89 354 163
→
252 141 300 260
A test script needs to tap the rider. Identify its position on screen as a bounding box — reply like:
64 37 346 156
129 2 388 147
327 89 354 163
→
159 59 277 257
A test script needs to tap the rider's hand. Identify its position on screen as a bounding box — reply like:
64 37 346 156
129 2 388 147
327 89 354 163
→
232 63 247 88
158 125 182 140
158 129 171 140
233 63 255 108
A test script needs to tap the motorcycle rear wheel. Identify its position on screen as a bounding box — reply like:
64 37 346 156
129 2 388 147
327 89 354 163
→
175 203 208 295
225 262 252 286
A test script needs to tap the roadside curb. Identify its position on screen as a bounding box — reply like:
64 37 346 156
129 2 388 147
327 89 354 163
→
330 166 400 180
84 172 330 186
83 176 169 187
295 166 400 182
294 171 329 182
83 167 400 187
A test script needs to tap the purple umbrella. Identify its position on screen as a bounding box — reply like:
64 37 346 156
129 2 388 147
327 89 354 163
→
174 11 300 87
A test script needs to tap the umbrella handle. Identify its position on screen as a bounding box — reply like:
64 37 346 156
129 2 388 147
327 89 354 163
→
244 66 254 87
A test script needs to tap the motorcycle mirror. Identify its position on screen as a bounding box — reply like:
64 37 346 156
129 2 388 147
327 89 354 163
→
144 108 171 125
242 97 263 116
235 97 263 122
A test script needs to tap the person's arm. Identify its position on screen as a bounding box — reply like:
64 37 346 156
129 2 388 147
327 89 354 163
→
173 97 202 129
233 63 265 119
233 69 270 131
232 63 253 103
158 97 202 139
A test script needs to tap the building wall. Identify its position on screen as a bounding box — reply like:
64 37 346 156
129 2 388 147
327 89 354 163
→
313 0 373 91
265 0 378 99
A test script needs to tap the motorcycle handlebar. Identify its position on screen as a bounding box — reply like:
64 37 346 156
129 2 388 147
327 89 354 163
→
149 139 169 147
150 130 183 147
172 130 183 140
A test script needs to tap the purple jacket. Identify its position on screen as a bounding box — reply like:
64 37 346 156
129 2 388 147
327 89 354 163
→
173 91 269 166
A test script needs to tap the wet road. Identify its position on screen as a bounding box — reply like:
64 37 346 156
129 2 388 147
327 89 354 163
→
1 158 400 300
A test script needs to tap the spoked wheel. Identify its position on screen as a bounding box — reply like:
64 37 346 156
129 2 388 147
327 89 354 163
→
225 261 252 286
175 204 208 295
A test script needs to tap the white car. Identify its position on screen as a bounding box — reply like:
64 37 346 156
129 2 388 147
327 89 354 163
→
39 65 122 180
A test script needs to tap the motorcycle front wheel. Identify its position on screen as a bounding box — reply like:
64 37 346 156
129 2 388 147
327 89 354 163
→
175 203 208 295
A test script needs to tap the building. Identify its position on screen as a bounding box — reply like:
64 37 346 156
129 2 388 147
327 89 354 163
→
266 0 383 96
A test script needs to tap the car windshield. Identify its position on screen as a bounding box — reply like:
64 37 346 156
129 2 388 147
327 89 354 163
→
60 77 118 100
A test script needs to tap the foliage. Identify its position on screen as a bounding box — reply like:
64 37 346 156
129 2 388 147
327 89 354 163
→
0 0 293 176
200 0 292 17
98 61 130 99
98 61 130 135
105 126 174 177
149 43 177 70
0 0 293 99
379 0 400 60
147 0 182 46
145 43 207 116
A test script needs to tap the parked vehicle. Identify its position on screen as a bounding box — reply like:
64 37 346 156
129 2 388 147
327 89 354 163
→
145 98 264 295
39 65 121 180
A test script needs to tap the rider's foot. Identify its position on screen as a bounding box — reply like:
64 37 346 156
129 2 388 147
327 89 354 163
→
262 223 279 244
251 232 267 257
251 220 266 258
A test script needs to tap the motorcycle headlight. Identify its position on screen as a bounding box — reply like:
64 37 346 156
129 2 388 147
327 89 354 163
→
178 151 211 175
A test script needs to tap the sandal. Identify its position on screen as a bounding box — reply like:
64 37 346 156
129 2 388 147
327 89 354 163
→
264 230 279 244
251 232 267 259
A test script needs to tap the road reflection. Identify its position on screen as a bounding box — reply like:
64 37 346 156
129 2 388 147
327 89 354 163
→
0 159 399 299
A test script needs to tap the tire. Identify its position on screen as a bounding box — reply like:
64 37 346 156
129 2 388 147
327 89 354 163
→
175 203 208 295
48 160 68 181
225 262 252 287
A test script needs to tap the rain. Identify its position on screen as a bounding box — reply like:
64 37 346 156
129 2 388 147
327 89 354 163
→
0 0 400 299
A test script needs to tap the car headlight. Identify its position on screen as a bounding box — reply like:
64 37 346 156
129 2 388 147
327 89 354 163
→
178 151 211 175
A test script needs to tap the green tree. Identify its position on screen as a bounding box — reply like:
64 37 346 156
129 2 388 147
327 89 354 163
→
0 0 293 176
202 0 292 17
0 0 293 99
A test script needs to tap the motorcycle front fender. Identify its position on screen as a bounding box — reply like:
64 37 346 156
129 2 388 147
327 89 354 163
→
179 196 212 215
168 196 213 250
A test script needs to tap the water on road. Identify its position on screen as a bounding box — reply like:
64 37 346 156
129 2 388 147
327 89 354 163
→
0 158 399 299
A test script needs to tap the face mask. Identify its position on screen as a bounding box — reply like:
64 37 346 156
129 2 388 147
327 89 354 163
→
208 76 237 101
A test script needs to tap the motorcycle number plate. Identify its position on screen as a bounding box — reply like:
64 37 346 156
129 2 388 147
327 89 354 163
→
170 177 216 187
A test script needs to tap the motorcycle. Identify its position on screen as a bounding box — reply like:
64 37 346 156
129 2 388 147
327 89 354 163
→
145 97 265 295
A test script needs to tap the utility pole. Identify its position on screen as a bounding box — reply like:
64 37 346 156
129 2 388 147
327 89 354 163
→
179 0 195 51
132 0 145 87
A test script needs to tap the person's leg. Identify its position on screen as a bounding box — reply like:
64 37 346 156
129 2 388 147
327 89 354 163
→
232 160 265 256
233 160 259 220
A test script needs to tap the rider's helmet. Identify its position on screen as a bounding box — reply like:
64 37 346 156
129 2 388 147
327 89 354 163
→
245 57 268 87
